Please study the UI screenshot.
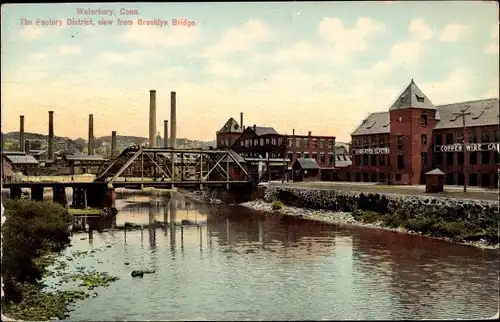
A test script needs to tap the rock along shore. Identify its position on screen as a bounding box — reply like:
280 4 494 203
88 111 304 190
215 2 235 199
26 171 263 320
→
240 185 499 250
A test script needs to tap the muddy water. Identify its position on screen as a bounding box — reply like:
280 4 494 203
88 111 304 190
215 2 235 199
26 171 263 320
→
36 190 500 320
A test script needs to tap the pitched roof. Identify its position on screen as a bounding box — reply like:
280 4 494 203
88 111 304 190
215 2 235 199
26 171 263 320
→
389 79 436 111
218 118 243 134
65 154 105 161
434 98 499 129
426 168 445 176
351 112 390 136
5 154 39 164
252 126 279 136
294 158 320 170
215 149 246 163
1 151 26 155
335 142 350 154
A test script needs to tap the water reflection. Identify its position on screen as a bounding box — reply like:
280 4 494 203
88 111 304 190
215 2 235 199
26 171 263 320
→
62 191 499 321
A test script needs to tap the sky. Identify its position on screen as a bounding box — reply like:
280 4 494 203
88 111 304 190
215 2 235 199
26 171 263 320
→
1 1 498 143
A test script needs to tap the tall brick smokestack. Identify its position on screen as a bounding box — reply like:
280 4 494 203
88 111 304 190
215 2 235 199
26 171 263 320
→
111 131 117 158
48 111 54 160
149 90 157 148
88 114 94 155
19 115 25 152
24 140 30 153
240 112 243 129
164 120 169 148
170 91 177 148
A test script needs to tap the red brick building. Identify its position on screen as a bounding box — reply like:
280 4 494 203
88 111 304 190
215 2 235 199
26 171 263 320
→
350 79 499 188
216 113 244 149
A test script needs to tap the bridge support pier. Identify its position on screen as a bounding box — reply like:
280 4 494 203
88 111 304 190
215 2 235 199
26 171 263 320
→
104 187 116 208
72 187 86 208
52 186 67 207
10 187 22 200
30 185 44 201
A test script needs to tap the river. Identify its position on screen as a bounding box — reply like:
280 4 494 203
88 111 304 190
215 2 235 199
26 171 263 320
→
51 190 499 320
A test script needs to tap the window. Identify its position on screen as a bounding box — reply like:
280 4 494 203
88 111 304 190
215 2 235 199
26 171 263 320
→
271 138 277 145
395 174 402 181
397 135 403 149
363 139 369 148
379 173 386 182
470 152 477 165
457 173 464 185
420 113 427 126
456 132 464 143
320 153 326 164
319 139 325 148
363 173 369 182
379 138 386 147
435 152 443 165
446 153 454 166
495 131 499 143
397 154 404 169
469 131 477 143
277 137 282 146
355 173 361 182
446 173 454 185
298 153 303 158
421 152 427 165
469 173 478 186
354 155 361 166
481 132 490 143
482 173 490 187
371 173 377 182
435 134 443 145
328 139 334 148
287 138 293 148
363 155 368 165
379 155 385 166
296 138 301 148
416 94 425 103
312 152 318 160
481 151 490 164
312 139 318 148
371 138 377 148
446 133 454 145
304 139 309 148
254 139 259 146
421 134 427 145
495 151 499 165
370 155 377 166
329 153 335 164
260 138 264 146
457 152 464 165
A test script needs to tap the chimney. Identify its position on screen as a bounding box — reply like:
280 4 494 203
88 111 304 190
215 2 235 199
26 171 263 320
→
48 111 54 160
164 120 169 148
24 140 30 153
308 131 312 136
292 129 295 136
88 114 94 155
149 90 157 148
170 91 177 148
253 124 256 131
240 112 244 128
111 131 117 158
19 115 25 152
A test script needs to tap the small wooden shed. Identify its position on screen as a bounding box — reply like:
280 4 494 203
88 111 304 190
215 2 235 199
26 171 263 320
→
292 158 320 182
425 168 445 193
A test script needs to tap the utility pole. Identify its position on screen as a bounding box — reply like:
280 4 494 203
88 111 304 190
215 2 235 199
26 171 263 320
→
452 107 472 193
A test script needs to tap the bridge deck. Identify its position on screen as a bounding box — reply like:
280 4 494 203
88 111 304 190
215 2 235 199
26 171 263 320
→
3 180 251 189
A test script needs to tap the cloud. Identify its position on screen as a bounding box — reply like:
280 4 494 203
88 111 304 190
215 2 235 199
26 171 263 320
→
419 68 477 103
99 50 155 65
439 23 467 42
484 25 499 55
203 20 272 58
205 61 243 78
19 26 46 40
318 17 385 55
409 18 433 40
121 21 200 49
29 52 47 61
253 41 345 66
58 45 81 55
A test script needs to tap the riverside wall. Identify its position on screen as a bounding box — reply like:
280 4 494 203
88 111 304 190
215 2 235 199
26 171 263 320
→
263 185 499 228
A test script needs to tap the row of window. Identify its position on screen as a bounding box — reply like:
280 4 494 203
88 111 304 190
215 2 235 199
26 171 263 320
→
240 137 283 148
352 130 500 149
287 138 335 149
240 152 282 158
435 151 499 166
353 150 499 168
436 131 500 145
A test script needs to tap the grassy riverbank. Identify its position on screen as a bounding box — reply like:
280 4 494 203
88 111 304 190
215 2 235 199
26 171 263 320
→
1 200 119 320
241 200 499 250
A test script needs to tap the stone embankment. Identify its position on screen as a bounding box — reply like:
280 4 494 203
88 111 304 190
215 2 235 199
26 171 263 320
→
240 185 499 249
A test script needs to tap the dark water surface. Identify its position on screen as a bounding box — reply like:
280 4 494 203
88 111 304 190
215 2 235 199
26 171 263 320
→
57 191 498 321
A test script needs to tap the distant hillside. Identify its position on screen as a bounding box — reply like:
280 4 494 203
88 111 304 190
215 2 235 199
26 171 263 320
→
1 131 216 152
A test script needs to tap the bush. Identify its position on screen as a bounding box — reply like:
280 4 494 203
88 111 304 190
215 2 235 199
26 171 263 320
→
2 199 71 303
271 200 284 211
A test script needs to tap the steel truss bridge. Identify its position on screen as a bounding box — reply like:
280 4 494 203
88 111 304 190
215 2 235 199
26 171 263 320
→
94 147 253 188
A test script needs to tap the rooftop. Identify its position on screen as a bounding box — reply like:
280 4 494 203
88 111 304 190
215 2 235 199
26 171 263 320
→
65 154 105 161
218 118 243 134
250 126 280 136
4 154 39 165
389 79 436 111
294 158 320 170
